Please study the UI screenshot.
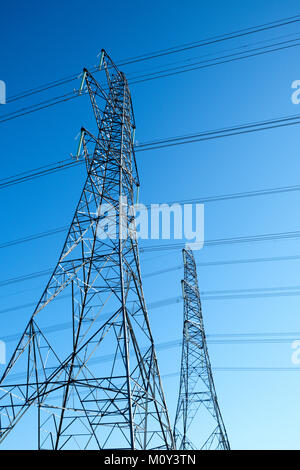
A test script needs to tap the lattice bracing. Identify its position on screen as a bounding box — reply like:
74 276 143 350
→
0 50 174 450
173 249 230 450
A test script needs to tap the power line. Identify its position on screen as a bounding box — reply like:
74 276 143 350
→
164 367 300 374
0 333 298 384
143 253 300 278
129 38 300 84
6 13 300 104
0 226 68 249
2 35 300 125
2 252 300 302
1 252 300 290
0 91 81 124
2 326 298 345
8 34 300 105
3 111 300 188
136 113 300 148
0 159 82 190
1 223 300 253
140 230 300 252
126 29 300 77
3 91 75 118
0 268 53 287
135 113 300 152
0 157 74 184
202 284 300 295
2 285 300 316
4 366 299 386
118 15 300 65
4 361 299 386
2 158 300 199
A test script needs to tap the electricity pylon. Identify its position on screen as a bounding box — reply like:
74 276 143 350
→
174 249 230 450
0 50 174 450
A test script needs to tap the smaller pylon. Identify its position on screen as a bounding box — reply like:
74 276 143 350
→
174 249 230 450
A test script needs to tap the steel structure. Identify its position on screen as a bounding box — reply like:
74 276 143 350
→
174 249 230 450
0 50 174 450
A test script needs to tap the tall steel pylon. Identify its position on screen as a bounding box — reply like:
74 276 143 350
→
173 249 230 450
0 50 174 450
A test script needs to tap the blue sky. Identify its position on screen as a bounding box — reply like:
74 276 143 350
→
1 0 300 449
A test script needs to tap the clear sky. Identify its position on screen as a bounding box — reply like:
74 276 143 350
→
1 0 300 450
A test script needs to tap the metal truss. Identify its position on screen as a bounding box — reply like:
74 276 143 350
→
173 249 230 450
0 50 174 450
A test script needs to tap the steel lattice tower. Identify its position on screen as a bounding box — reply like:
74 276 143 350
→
173 249 230 450
0 51 174 450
